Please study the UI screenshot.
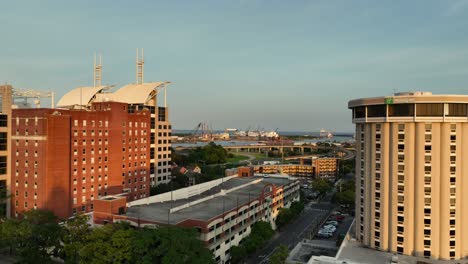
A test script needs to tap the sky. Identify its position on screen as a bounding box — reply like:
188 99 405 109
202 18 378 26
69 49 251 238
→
1 0 468 132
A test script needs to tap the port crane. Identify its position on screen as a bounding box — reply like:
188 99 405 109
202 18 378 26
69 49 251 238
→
12 88 55 108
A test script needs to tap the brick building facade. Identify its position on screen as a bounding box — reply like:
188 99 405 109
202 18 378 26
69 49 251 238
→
11 101 151 219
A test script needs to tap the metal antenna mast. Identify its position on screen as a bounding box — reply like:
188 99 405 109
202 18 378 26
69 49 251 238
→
136 48 144 84
94 53 102 88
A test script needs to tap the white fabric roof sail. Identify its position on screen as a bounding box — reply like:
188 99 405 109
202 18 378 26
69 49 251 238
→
112 82 169 104
57 81 170 107
56 86 106 107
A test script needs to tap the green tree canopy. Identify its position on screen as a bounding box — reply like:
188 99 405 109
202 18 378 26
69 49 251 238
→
0 210 63 263
230 221 274 263
60 214 92 263
268 244 289 264
311 179 333 195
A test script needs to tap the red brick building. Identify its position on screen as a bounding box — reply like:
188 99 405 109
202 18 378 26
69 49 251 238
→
11 101 151 219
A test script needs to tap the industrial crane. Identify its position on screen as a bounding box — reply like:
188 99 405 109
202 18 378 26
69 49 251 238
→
12 88 55 108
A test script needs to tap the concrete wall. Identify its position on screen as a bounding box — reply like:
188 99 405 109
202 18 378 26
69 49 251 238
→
128 176 237 206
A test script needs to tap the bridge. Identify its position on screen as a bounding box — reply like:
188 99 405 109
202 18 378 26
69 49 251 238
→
283 148 355 161
223 144 318 154
174 144 356 161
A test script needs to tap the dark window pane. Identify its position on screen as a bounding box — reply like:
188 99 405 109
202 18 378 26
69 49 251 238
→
388 104 414 117
0 115 7 127
416 103 444 117
354 107 366 118
367 105 386 118
448 103 467 117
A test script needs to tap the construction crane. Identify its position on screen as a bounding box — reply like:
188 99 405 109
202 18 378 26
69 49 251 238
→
12 88 55 108
188 122 212 142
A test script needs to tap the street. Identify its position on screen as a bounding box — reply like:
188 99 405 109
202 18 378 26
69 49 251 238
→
246 200 335 264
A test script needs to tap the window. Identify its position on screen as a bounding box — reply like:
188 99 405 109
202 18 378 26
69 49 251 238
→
388 104 414 117
448 103 467 116
367 105 386 117
416 103 444 116
354 106 366 118
0 156 6 174
0 115 7 127
0 132 7 150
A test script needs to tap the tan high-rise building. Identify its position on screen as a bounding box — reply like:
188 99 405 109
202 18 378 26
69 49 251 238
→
0 85 12 218
349 92 468 261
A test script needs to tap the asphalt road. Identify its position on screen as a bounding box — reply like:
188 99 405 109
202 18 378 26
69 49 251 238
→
245 207 328 264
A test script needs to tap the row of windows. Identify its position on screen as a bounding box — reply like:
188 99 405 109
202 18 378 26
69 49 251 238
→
73 120 109 127
121 121 148 128
354 103 468 118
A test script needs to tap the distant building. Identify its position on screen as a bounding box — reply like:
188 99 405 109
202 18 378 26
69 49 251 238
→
314 158 338 179
93 175 300 263
253 159 338 179
349 92 468 260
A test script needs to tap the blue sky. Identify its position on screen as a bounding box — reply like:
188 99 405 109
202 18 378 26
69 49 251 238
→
1 0 468 132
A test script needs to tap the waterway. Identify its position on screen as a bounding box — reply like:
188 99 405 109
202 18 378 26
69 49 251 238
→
172 136 354 148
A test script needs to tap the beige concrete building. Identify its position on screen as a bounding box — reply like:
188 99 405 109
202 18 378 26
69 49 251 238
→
0 85 12 217
314 158 338 179
349 92 468 261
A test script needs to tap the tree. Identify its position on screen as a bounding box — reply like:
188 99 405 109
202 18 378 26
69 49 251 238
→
289 201 304 216
332 189 355 208
0 187 9 218
78 222 135 264
250 221 274 240
150 226 214 264
60 214 92 263
311 179 333 195
275 201 304 229
0 216 20 254
230 245 247 264
268 245 289 264
275 208 293 228
172 172 189 187
13 210 63 263
230 221 274 264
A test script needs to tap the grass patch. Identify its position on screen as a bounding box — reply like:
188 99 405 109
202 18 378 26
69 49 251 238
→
226 154 250 163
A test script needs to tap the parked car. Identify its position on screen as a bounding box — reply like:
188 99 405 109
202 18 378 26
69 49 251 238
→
317 230 333 238
322 225 336 232
325 220 338 226
329 214 345 222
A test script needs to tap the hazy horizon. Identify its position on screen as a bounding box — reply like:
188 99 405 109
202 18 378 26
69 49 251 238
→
2 0 468 132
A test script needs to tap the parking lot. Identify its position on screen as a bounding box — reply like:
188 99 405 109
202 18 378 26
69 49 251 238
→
314 213 354 241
